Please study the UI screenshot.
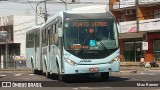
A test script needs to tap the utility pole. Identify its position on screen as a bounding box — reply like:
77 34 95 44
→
0 31 8 69
136 0 139 33
44 0 47 22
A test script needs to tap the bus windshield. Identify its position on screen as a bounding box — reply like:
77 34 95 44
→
64 19 119 58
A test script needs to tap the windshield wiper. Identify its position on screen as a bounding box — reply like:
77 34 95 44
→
94 36 109 53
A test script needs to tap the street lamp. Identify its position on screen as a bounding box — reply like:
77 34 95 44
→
60 0 67 11
60 0 76 11
35 0 47 25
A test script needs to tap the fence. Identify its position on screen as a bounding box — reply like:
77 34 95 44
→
0 55 26 69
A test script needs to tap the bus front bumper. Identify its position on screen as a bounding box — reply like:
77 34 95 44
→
63 60 120 74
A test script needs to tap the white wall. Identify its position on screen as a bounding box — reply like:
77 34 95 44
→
13 16 44 57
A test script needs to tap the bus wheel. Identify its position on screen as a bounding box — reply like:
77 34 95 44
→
57 68 67 82
100 72 109 81
59 74 68 82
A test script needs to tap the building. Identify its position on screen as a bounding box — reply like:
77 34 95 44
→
0 15 44 68
110 0 160 64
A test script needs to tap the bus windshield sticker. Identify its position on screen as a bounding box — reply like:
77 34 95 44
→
89 40 96 47
89 29 94 33
71 44 89 50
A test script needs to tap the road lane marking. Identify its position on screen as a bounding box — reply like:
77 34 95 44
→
72 88 78 90
139 72 156 75
0 75 7 77
148 73 155 75
29 74 35 76
139 73 147 75
79 87 93 89
14 73 22 76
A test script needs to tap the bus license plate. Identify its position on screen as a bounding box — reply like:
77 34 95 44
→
89 67 99 72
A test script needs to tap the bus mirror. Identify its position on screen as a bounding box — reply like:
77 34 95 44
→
58 28 63 37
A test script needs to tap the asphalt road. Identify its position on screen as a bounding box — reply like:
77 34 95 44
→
0 69 160 90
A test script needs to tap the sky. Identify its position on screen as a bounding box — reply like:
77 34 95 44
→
0 0 109 17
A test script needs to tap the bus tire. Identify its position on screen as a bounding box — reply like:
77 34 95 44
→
36 70 43 75
101 72 109 81
59 74 68 82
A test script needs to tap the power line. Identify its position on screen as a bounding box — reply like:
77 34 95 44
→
26 0 36 13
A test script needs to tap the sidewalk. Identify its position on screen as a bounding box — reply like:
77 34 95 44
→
120 65 160 73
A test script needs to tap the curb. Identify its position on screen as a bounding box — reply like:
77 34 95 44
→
120 70 137 73
0 67 30 71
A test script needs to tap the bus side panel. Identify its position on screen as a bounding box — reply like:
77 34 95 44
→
111 60 120 72
49 45 58 74
36 47 41 70
26 48 34 69
64 63 111 74
111 49 120 72
42 47 48 72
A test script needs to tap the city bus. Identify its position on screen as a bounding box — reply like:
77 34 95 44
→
26 25 43 73
26 10 120 81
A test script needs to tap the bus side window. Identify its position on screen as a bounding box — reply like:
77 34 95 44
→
42 30 44 47
26 34 30 48
48 29 51 51
55 23 58 46
49 26 52 41
30 33 34 48
42 29 47 47
37 32 40 47
51 25 55 44
55 24 57 34
45 29 48 46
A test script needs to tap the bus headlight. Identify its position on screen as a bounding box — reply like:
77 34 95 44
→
109 56 120 64
64 58 77 66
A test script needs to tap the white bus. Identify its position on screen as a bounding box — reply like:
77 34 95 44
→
26 10 120 81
